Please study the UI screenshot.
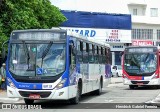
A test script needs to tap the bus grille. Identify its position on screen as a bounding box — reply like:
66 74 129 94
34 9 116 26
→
131 81 149 84
19 91 52 98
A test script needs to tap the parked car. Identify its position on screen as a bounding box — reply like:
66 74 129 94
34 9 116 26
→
111 65 122 77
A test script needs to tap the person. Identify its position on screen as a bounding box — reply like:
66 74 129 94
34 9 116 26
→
0 71 2 88
146 54 156 67
1 63 6 90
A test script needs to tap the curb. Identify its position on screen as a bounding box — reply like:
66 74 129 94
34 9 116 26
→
0 90 6 93
0 98 21 101
110 82 122 84
145 93 160 106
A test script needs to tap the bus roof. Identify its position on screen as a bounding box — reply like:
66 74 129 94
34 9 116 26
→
11 29 110 48
67 31 110 48
11 28 67 33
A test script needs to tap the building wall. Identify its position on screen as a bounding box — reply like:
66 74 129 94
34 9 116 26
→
51 0 160 65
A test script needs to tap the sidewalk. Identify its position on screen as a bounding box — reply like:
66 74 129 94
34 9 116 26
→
145 94 160 106
111 77 160 106
110 77 123 84
0 90 21 103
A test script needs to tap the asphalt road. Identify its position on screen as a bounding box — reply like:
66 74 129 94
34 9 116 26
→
0 77 160 111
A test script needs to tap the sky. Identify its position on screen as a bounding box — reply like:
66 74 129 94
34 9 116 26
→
49 0 129 14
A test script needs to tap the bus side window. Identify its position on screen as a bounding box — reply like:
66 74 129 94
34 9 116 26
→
77 41 83 62
82 42 88 63
106 48 112 65
89 44 94 63
99 46 102 64
103 48 106 64
94 45 98 63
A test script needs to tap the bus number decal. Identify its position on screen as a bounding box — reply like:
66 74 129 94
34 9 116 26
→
42 84 53 89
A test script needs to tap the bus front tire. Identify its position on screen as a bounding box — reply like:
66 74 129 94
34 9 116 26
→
70 83 81 104
116 73 119 77
24 98 34 105
129 85 137 89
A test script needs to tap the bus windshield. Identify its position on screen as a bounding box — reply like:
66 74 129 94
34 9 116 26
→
9 42 66 77
124 53 157 74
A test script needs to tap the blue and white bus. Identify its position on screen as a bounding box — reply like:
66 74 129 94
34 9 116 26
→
5 29 112 104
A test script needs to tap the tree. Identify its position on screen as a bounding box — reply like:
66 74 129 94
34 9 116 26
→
0 0 66 54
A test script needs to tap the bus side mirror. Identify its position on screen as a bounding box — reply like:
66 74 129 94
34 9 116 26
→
120 51 124 56
2 63 6 69
119 51 124 58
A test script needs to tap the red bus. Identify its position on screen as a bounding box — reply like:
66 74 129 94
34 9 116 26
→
122 46 160 89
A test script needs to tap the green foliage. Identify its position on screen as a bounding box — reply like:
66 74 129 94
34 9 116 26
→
0 0 66 55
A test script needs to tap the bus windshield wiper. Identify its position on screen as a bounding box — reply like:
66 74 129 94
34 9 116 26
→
22 40 30 69
131 54 140 69
144 53 150 63
41 41 53 68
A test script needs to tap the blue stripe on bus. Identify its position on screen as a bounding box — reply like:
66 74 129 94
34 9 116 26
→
142 76 144 80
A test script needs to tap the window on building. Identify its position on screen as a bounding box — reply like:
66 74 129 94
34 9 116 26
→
157 30 160 40
132 29 153 40
142 8 146 16
115 51 121 65
150 8 158 17
133 9 138 15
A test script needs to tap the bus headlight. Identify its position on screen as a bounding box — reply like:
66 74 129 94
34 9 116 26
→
152 74 158 79
7 78 16 88
123 74 128 79
54 78 67 90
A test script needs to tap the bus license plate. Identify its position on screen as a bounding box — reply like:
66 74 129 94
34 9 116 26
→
137 83 143 85
29 94 40 99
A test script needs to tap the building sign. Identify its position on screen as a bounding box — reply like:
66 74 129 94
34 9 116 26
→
110 44 126 51
60 27 131 43
128 48 154 53
106 29 120 42
64 28 96 37
132 40 153 46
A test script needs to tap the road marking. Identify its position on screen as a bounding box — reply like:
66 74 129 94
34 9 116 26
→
105 100 113 102
0 98 20 101
98 97 151 99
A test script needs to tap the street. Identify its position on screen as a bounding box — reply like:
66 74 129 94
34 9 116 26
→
0 77 160 109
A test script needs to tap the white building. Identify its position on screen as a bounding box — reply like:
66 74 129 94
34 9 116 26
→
50 0 160 65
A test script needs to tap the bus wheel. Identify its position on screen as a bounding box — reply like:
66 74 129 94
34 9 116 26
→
95 79 102 95
116 73 119 77
24 98 34 105
129 85 136 89
70 83 81 104
153 85 160 89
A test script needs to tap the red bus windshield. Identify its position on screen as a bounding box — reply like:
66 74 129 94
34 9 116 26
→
124 53 157 74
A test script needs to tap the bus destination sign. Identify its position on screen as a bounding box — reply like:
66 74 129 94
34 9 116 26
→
127 47 156 53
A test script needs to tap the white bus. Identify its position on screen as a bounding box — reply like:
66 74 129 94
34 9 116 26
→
5 29 112 104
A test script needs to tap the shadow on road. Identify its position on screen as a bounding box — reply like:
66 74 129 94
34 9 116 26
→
124 86 160 90
32 91 108 109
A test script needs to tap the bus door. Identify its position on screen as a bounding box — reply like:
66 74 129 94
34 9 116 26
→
69 40 76 85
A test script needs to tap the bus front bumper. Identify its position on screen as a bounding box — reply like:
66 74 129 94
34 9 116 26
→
123 78 160 85
7 85 76 100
